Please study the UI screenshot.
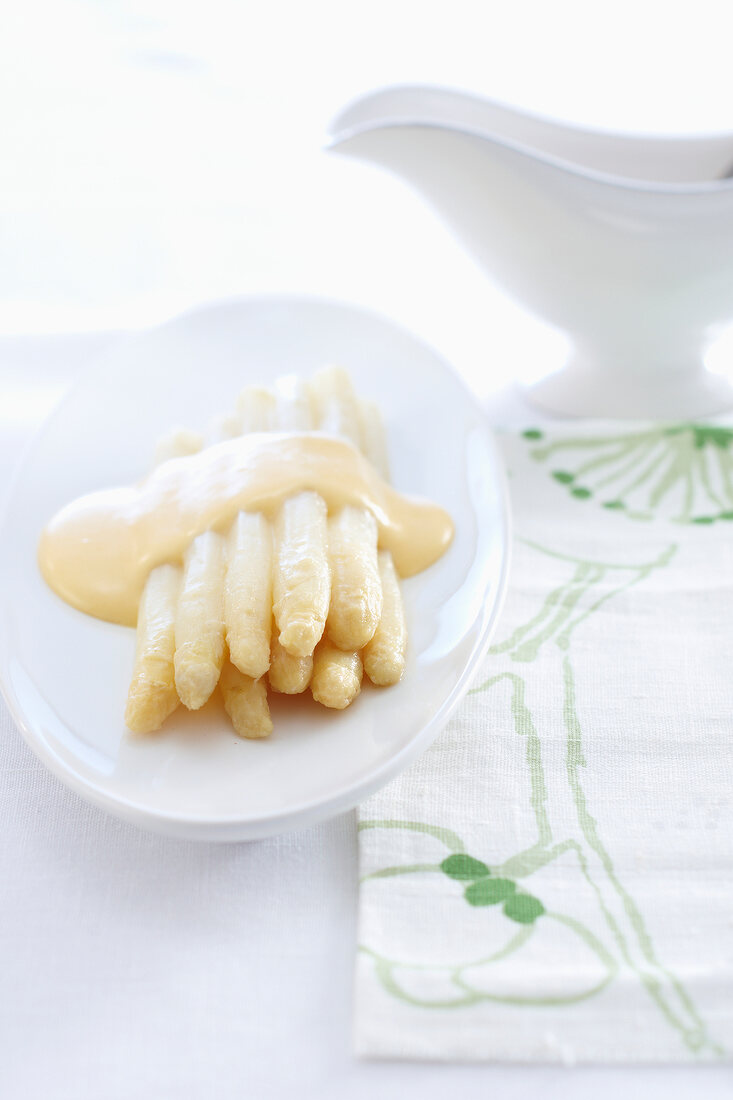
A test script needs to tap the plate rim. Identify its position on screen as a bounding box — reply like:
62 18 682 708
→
0 293 512 839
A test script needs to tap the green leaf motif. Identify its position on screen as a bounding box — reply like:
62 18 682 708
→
440 854 490 881
526 423 733 526
692 425 733 450
503 893 545 924
464 877 516 907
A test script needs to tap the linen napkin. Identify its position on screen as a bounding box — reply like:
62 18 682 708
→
355 420 733 1062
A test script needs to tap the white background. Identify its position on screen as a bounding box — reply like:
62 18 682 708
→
2 1 733 1096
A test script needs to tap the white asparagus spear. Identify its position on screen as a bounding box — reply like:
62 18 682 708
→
326 506 382 649
220 661 273 739
153 428 203 466
174 531 227 709
268 632 313 694
272 490 331 657
356 395 407 684
224 382 275 678
125 563 182 732
224 511 273 679
310 367 389 664
358 399 390 479
268 381 319 685
274 376 313 431
363 550 407 685
309 365 361 445
236 385 276 433
206 412 243 443
311 638 363 709
128 430 203 729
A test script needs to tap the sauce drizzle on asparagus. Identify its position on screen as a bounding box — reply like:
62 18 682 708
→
38 431 453 627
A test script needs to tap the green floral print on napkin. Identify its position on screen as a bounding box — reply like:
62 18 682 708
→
524 423 733 524
358 538 724 1059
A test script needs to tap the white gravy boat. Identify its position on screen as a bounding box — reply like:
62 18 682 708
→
328 86 733 417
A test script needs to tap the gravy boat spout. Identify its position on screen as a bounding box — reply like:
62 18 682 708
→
328 86 733 417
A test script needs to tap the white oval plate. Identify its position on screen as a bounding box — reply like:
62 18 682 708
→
0 297 509 840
